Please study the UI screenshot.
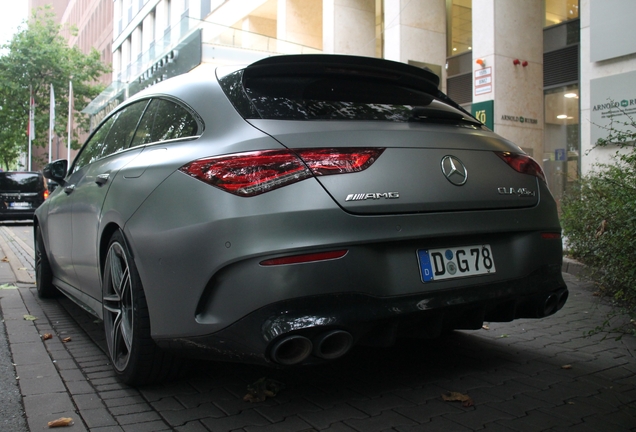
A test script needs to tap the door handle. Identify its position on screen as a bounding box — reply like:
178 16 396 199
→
64 184 75 195
96 173 110 186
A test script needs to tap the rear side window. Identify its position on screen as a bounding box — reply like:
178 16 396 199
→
72 100 150 173
0 173 44 193
131 98 199 147
220 70 478 125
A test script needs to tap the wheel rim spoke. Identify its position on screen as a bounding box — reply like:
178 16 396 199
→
103 242 134 372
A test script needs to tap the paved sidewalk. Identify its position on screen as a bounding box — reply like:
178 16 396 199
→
0 225 634 431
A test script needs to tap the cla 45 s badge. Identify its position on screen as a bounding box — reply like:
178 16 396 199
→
498 187 536 197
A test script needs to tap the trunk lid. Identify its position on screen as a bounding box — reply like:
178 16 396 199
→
248 120 541 215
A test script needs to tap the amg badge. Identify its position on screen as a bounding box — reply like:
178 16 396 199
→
346 192 400 201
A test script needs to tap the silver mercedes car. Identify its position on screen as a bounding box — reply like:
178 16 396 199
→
35 54 567 385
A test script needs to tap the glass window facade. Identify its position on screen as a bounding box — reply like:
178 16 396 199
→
543 85 579 204
545 0 579 27
447 0 472 57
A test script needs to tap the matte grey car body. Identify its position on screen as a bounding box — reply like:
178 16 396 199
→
35 55 567 384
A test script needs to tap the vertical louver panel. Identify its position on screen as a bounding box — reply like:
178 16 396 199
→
447 73 472 104
544 45 579 87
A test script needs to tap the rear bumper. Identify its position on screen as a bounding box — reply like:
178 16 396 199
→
155 264 566 366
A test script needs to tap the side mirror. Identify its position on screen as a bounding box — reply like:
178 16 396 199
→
43 159 68 186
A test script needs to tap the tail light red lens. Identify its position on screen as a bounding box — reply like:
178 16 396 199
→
541 232 562 240
295 148 384 175
495 152 547 184
43 190 49 200
260 250 348 266
180 148 384 197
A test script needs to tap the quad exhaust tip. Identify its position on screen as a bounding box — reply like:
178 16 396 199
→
313 330 353 360
270 335 313 365
270 330 354 365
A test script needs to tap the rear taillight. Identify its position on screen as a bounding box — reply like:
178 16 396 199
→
180 148 384 197
541 232 562 240
43 190 49 200
260 250 348 266
495 152 547 184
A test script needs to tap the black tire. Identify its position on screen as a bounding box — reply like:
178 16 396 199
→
34 226 59 298
102 230 183 385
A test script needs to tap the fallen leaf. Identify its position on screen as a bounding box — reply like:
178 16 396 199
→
244 377 285 403
0 283 16 289
442 391 474 407
482 324 490 330
1 256 9 262
593 292 601 297
499 334 509 338
47 417 74 427
23 315 37 321
561 364 572 370
62 337 72 343
18 267 27 270
42 333 53 341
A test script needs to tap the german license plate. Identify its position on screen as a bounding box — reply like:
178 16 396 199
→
9 202 31 209
417 245 496 282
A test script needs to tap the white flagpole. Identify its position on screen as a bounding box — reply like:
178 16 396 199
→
67 80 73 163
49 84 55 163
28 85 34 171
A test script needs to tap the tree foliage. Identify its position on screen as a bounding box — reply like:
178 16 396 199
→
0 6 109 169
561 107 636 336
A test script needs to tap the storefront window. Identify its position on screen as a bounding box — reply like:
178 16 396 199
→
544 84 579 204
446 0 472 57
545 0 579 27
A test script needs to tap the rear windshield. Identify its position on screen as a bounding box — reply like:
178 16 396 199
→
219 70 479 125
0 173 44 193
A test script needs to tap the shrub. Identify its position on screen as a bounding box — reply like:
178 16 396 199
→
561 109 636 336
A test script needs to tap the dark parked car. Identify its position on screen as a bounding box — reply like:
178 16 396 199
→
0 171 48 220
35 55 567 385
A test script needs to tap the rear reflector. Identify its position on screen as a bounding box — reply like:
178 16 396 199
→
260 250 348 266
495 152 547 184
541 232 562 240
180 148 383 197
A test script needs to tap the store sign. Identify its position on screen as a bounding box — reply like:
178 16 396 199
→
128 29 203 96
471 100 494 130
501 115 538 125
590 70 636 146
474 67 492 95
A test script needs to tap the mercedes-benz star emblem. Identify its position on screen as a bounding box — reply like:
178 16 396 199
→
441 155 468 186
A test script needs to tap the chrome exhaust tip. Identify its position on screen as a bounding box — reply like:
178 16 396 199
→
312 330 353 360
270 335 313 365
557 290 569 311
542 294 558 317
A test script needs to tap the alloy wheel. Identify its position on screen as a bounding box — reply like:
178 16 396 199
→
103 242 134 372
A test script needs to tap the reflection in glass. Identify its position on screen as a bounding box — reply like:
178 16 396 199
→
543 84 579 205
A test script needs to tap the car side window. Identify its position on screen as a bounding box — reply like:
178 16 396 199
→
71 100 150 174
130 98 199 147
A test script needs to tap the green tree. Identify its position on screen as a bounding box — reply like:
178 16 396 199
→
0 6 109 170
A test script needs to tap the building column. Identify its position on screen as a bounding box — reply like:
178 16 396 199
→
323 0 375 56
277 0 322 50
473 0 544 159
383 0 446 87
